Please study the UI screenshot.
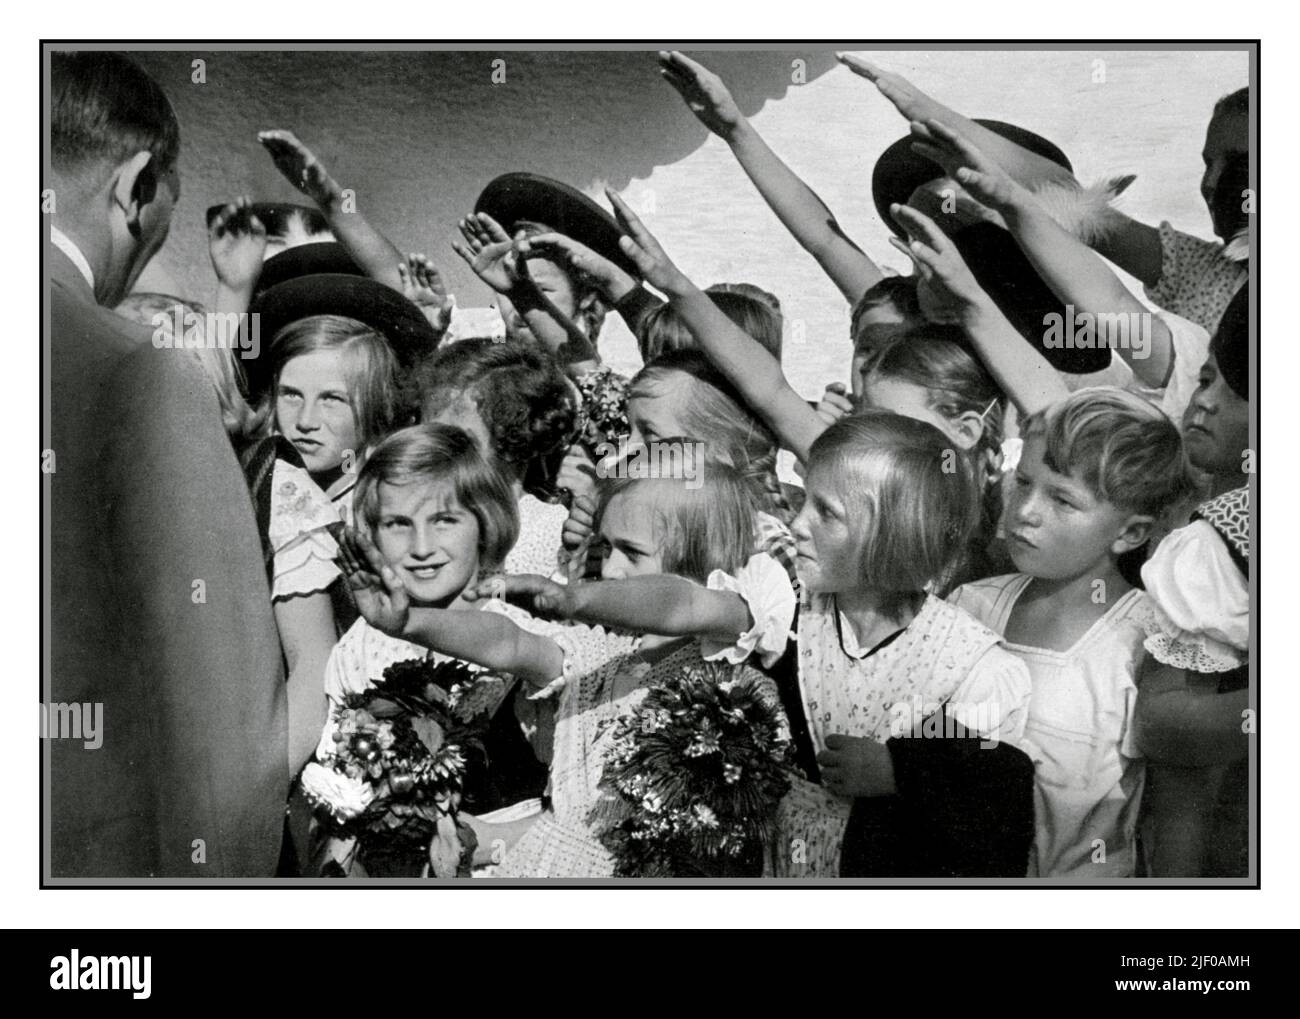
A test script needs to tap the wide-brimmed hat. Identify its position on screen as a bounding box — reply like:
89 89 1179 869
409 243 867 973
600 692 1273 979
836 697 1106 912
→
872 121 1108 374
475 172 641 279
253 241 361 299
246 271 442 401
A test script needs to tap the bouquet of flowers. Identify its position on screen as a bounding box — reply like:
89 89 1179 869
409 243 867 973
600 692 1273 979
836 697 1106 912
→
593 660 794 878
301 658 496 878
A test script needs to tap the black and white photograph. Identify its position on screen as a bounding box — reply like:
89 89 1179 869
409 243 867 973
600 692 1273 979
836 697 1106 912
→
36 35 1260 903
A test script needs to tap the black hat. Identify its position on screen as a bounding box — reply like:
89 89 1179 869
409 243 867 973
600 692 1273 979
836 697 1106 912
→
1210 284 1250 402
253 241 362 299
872 120 1108 374
475 172 641 279
872 120 1072 235
246 272 442 401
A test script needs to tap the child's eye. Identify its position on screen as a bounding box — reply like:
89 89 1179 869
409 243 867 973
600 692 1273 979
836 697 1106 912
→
278 390 302 403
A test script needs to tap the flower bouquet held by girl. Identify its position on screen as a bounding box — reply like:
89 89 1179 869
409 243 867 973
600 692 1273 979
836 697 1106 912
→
592 658 793 878
302 656 492 878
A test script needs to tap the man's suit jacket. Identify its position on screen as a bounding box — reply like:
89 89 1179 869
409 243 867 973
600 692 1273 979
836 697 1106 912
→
47 245 288 877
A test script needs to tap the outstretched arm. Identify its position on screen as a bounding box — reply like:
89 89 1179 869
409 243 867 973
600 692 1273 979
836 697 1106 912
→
336 527 565 688
661 50 882 303
259 129 407 291
910 119 1173 388
838 54 1164 285
466 573 753 644
606 187 827 463
889 202 1067 417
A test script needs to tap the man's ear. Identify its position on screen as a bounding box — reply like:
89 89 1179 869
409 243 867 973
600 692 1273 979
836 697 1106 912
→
1112 513 1155 555
111 151 158 239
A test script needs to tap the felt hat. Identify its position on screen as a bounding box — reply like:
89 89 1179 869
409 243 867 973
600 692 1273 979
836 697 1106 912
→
475 172 641 279
872 120 1110 374
246 271 441 400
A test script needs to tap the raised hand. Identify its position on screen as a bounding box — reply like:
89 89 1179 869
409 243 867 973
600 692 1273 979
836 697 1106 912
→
835 54 948 126
887 202 992 325
515 231 636 302
398 252 454 334
606 188 691 296
814 382 855 427
258 129 343 208
208 196 267 294
452 213 520 295
658 50 745 140
337 526 410 636
907 119 1025 215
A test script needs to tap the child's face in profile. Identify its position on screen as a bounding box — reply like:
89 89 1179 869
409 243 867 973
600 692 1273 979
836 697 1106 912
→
598 490 666 580
790 465 861 595
372 478 481 607
1004 435 1139 581
276 349 359 480
1182 352 1250 478
1202 109 1248 241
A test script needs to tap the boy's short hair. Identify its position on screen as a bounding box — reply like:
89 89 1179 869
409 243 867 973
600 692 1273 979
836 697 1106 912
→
353 423 520 573
809 410 983 595
52 51 180 175
1020 387 1196 517
412 338 577 476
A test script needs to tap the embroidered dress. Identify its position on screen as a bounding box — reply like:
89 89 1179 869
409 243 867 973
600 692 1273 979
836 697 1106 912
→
772 593 1031 878
1141 487 1250 674
268 458 342 600
949 575 1154 877
495 636 782 878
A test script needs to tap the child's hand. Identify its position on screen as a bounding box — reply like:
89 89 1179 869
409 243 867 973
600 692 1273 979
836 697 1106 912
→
555 446 599 509
208 197 267 295
397 252 454 335
515 231 637 303
258 129 344 208
815 382 855 427
560 493 598 583
836 54 948 127
658 50 745 141
606 189 692 296
337 526 410 636
817 733 896 798
452 213 521 296
464 573 580 620
907 118 1026 217
887 203 995 326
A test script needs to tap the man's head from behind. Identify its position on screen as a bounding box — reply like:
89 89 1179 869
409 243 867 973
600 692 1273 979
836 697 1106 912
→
51 52 180 305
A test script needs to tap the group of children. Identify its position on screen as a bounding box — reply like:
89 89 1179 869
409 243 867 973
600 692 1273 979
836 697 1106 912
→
121 52 1253 879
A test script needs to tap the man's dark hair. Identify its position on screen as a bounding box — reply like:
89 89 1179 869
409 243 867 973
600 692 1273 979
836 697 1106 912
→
51 52 180 175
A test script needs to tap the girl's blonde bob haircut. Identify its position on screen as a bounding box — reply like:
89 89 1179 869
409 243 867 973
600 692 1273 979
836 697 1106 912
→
596 444 758 585
353 423 520 574
808 411 983 594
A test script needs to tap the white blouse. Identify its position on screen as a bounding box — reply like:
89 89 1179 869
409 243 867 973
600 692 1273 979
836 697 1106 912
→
268 458 341 601
950 574 1154 878
1140 519 1249 673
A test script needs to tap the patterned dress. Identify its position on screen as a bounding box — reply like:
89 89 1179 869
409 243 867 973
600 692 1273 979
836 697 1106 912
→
772 593 1031 878
496 636 782 878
